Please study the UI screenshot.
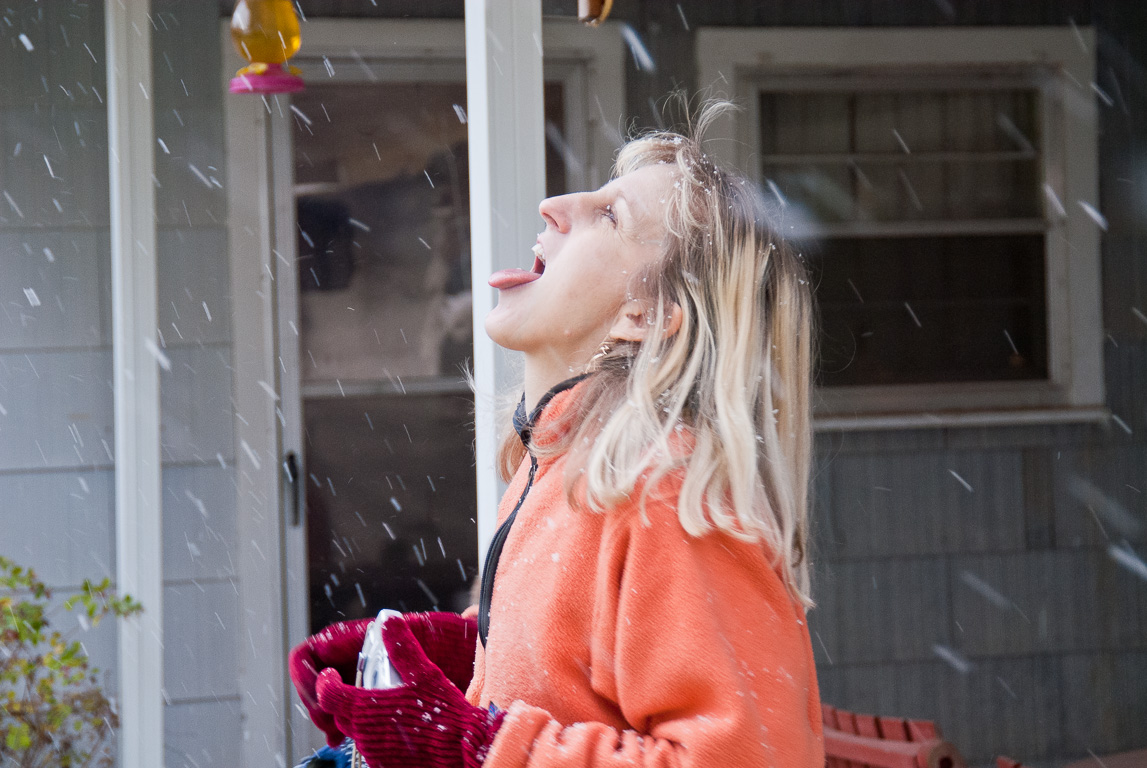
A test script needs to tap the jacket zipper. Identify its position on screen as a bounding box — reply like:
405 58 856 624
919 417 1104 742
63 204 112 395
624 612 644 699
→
478 453 537 646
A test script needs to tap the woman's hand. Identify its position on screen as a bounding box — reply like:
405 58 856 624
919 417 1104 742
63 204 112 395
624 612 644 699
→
315 618 504 768
288 612 479 747
402 611 479 693
288 618 373 746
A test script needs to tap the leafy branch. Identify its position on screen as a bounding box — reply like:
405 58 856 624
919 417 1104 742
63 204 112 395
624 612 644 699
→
1 556 142 768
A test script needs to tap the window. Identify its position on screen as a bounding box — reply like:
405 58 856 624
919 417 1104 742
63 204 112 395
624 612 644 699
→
698 28 1105 429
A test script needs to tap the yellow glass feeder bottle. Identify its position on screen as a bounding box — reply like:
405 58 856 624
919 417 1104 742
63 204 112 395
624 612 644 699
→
229 0 304 94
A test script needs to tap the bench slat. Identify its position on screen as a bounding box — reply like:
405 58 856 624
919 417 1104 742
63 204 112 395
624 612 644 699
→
836 710 862 768
825 728 964 768
823 705 848 768
909 720 940 741
878 717 911 742
856 714 881 739
823 705 965 768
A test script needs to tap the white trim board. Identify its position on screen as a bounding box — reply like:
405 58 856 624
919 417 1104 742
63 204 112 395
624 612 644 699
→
813 406 1109 433
465 0 547 586
221 33 294 768
106 2 164 766
696 27 1096 86
697 26 1104 429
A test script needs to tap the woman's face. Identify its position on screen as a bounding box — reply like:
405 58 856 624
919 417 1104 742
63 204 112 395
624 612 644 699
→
484 164 675 368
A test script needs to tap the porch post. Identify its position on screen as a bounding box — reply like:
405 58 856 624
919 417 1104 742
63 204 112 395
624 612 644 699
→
221 31 293 766
465 0 547 562
105 1 164 766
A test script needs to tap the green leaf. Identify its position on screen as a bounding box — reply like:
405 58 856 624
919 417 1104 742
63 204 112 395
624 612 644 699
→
6 721 32 751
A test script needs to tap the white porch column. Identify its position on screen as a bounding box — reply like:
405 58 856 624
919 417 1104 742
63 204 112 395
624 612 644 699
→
465 0 547 560
222 69 293 765
105 1 164 766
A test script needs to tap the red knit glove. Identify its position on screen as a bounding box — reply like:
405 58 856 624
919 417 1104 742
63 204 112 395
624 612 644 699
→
403 612 479 693
288 618 373 746
315 618 505 768
289 613 478 747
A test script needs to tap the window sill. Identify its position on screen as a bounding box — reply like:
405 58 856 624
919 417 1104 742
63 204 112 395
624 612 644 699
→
813 406 1110 432
301 375 473 399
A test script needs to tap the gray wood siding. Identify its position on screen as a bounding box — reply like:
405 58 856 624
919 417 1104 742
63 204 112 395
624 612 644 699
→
0 8 121 752
153 1 242 762
1 2 241 765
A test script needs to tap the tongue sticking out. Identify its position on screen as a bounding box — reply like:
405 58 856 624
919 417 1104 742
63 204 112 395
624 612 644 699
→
488 268 541 290
489 253 545 290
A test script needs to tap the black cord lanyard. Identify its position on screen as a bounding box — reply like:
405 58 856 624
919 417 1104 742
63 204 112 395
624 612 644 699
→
477 374 589 646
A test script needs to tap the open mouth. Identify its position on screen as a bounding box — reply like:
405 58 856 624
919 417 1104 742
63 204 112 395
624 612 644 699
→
531 242 546 275
487 242 546 290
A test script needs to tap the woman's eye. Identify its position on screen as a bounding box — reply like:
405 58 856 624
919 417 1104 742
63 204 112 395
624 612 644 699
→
601 205 617 226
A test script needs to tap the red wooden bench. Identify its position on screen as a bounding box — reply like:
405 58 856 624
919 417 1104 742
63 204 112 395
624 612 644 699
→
822 704 966 768
826 708 1146 768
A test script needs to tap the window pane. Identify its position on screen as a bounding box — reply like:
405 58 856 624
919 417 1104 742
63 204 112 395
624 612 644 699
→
761 83 1048 388
808 234 1048 386
295 83 472 383
305 393 478 628
544 81 567 199
760 88 1043 225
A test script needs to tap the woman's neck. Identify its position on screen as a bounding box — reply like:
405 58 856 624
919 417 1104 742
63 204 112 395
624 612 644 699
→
523 352 585 413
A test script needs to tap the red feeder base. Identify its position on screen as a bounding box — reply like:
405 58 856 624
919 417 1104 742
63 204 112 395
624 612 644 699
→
230 63 304 94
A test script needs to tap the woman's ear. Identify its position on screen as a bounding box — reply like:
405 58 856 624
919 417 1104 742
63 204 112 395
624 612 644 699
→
609 300 683 342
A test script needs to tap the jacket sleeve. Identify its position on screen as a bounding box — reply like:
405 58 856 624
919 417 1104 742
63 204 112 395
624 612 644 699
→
481 492 823 768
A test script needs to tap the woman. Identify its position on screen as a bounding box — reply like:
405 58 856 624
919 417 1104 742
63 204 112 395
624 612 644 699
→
290 100 824 768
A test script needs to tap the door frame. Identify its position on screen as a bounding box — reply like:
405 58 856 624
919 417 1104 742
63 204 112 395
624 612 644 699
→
224 17 624 762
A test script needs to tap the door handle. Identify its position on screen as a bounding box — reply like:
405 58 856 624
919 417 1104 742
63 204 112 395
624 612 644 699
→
283 451 302 527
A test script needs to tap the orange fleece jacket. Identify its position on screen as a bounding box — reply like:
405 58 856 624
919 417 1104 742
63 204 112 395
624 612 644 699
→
465 382 824 768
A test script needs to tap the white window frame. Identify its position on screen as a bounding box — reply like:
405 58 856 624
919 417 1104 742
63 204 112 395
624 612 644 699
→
697 27 1107 431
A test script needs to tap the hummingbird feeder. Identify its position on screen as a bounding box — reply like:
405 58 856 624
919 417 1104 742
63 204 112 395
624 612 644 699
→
229 0 305 95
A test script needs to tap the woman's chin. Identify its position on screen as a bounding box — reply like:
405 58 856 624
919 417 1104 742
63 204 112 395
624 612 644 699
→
484 307 529 351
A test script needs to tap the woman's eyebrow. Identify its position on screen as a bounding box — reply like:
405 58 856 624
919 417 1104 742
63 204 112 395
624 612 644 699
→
611 190 632 224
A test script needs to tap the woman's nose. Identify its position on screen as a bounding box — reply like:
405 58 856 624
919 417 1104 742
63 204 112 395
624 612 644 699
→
538 194 572 234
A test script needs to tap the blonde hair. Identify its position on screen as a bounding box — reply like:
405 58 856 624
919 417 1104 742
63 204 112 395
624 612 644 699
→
496 100 816 606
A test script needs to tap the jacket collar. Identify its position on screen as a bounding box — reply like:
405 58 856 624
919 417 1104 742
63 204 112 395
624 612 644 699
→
513 373 590 448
